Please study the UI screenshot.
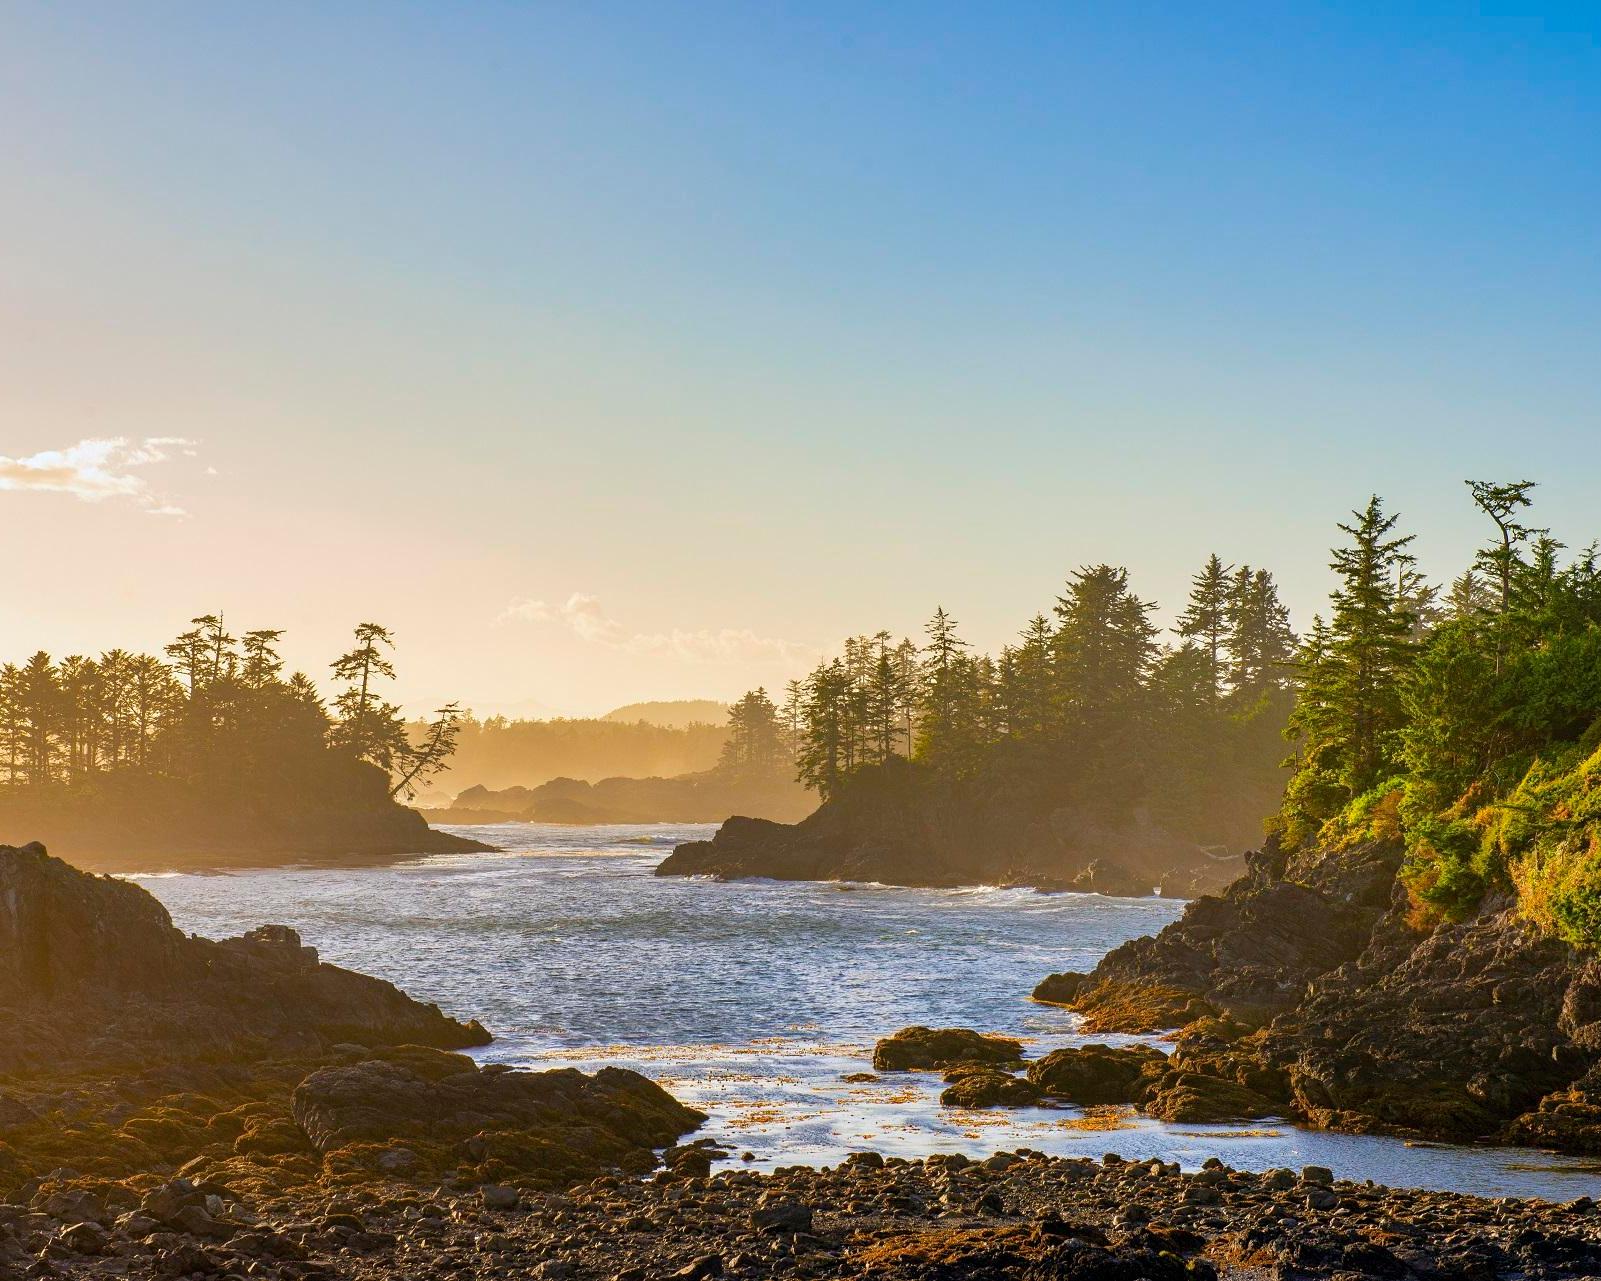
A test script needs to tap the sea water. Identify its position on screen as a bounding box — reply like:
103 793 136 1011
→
138 823 1601 1200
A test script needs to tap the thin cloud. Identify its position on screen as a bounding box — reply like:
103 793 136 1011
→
498 592 817 665
0 437 197 516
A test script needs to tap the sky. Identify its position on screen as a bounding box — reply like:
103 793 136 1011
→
2 2 1597 716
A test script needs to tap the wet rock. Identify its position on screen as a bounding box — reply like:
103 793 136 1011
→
1026 1044 1165 1104
873 1026 1023 1072
1031 972 1087 1005
292 1045 705 1186
939 1069 1043 1108
1140 1070 1279 1122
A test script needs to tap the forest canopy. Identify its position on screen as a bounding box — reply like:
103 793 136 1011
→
1275 483 1601 945
0 616 461 824
725 556 1299 855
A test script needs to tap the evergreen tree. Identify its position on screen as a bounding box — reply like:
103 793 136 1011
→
719 688 785 776
1176 554 1233 702
1224 567 1296 699
1286 496 1417 809
329 623 406 769
914 608 972 766
1050 565 1157 727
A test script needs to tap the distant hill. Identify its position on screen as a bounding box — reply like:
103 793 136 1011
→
414 713 727 791
422 771 816 827
601 700 729 729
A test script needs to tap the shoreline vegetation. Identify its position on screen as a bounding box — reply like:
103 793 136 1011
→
0 617 493 870
662 558 1296 895
1004 482 1601 1159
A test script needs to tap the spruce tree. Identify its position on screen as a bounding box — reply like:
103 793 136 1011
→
1176 554 1233 702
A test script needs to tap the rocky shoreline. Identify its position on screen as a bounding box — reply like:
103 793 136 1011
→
8 838 1601 1279
1027 835 1601 1155
16 1146 1601 1279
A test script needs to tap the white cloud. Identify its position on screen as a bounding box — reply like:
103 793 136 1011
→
498 592 817 665
0 437 197 516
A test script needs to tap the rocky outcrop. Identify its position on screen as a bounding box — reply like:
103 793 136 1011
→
291 1045 704 1187
0 843 488 1076
1053 838 1400 1032
1038 834 1601 1150
1025 1044 1166 1104
656 757 1244 897
938 1067 1043 1108
0 844 706 1200
872 1027 1024 1072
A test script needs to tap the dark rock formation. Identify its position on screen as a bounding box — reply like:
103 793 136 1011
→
938 1067 1043 1108
1041 833 1601 1149
872 1027 1023 1072
0 843 488 1077
1030 972 1087 1005
1025 1044 1166 1104
1062 838 1400 1032
292 1045 704 1187
655 758 1244 897
0 766 494 873
0 844 706 1200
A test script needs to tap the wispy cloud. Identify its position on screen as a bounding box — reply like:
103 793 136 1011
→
498 592 817 665
0 437 197 516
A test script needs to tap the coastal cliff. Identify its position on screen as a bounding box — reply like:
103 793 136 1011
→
1034 835 1601 1151
656 757 1244 897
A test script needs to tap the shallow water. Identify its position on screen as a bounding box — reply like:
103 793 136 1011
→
139 824 1601 1200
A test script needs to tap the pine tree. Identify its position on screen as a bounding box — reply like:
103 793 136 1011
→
1224 567 1296 699
1050 565 1157 727
914 608 971 765
1176 554 1233 702
329 623 408 770
1288 496 1418 802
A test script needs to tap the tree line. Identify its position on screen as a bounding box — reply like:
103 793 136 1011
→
723 556 1299 850
1275 482 1601 938
0 617 460 799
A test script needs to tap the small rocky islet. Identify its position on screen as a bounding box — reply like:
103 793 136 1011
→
5 840 1601 1279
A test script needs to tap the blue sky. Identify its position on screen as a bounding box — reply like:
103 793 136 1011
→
2 3 1597 712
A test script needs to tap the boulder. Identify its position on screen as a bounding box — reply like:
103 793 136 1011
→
1031 973 1087 1006
939 1070 1042 1109
291 1045 704 1187
872 1027 1023 1072
1026 1044 1166 1104
1139 1071 1279 1123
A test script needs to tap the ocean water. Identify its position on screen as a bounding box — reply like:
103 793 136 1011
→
138 824 1601 1200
